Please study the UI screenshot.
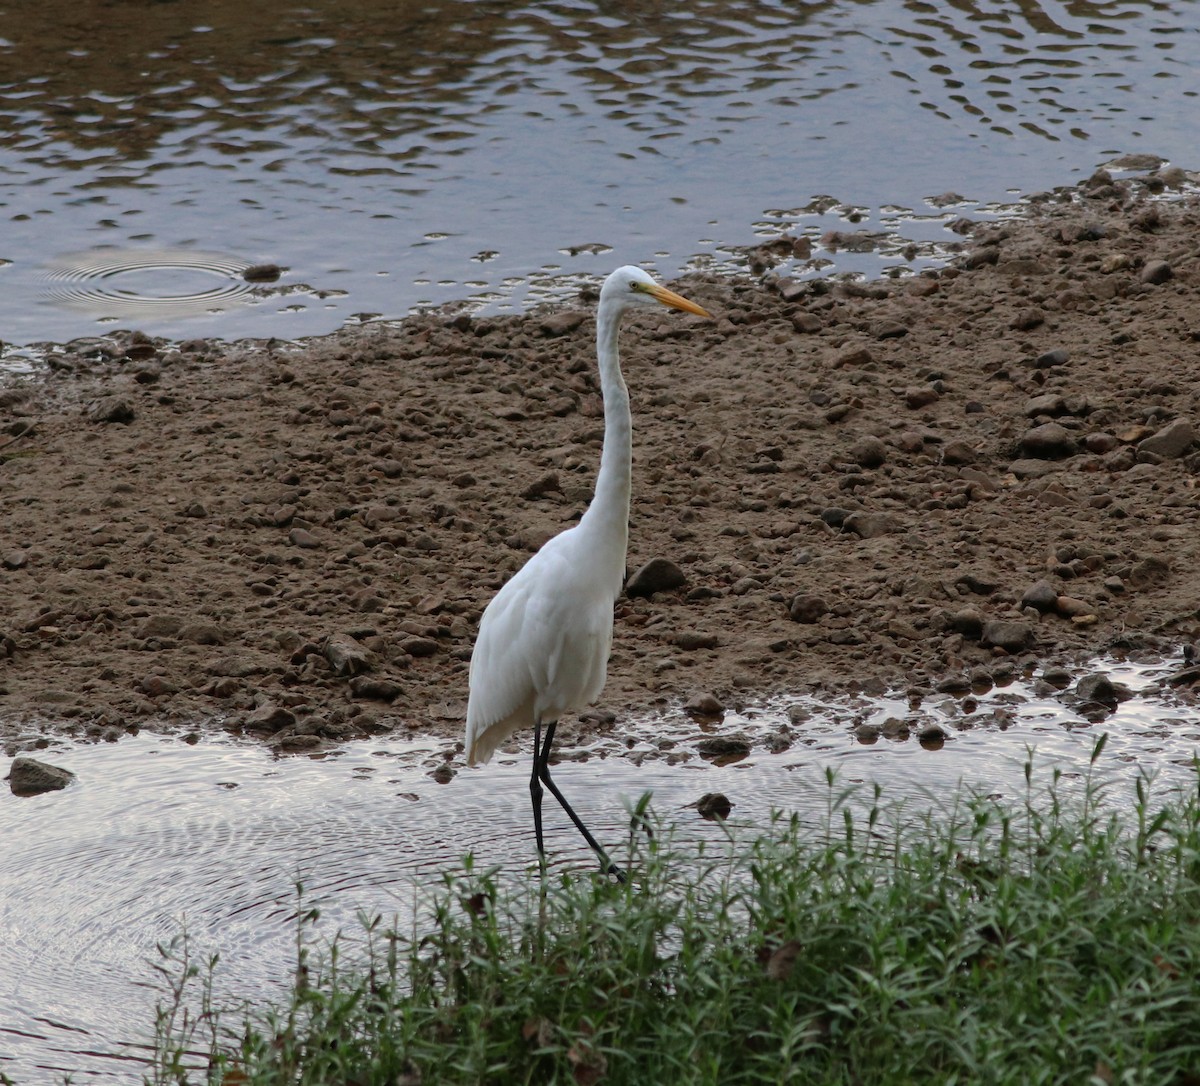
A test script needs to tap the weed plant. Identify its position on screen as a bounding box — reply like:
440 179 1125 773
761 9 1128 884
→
151 740 1200 1085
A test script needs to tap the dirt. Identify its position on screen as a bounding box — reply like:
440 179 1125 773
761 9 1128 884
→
3 166 1200 758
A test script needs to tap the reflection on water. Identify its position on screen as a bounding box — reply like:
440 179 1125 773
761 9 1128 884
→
1 656 1198 1082
0 0 1197 349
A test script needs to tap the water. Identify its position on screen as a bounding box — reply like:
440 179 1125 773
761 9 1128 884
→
2 656 1198 1083
1 0 1198 357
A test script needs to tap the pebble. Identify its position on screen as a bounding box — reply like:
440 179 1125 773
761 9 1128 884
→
3 550 28 570
8 756 75 796
881 716 910 739
1055 596 1095 620
349 677 403 702
242 263 282 283
948 608 983 638
1019 422 1076 460
981 619 1032 652
788 594 828 623
1010 308 1045 331
904 387 940 409
675 631 719 651
696 733 751 757
1076 673 1119 706
1019 580 1058 613
1138 418 1194 459
289 527 320 549
1034 348 1070 368
684 692 725 718
844 511 901 539
86 396 136 424
538 311 586 337
942 440 975 465
693 792 733 820
324 633 375 676
1140 259 1173 285
625 557 686 598
848 436 887 468
245 703 296 733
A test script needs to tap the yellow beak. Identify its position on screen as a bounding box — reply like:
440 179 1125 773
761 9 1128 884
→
646 282 712 319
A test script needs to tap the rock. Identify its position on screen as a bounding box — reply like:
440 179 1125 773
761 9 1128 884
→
1025 394 1067 418
1128 556 1170 589
324 633 375 676
917 723 947 749
819 507 854 528
521 471 561 499
2 550 28 570
981 620 1032 652
1020 581 1058 613
350 676 403 701
178 622 228 645
138 615 183 639
1034 348 1070 368
1010 308 1045 331
289 527 320 549
949 609 983 638
675 631 718 651
86 396 136 424
402 637 439 657
684 692 725 718
1138 419 1194 459
1140 259 1173 285
625 557 686 598
788 594 828 623
697 733 751 757
9 756 75 796
242 263 282 283
872 320 908 340
904 387 940 409
844 512 901 539
245 703 296 733
881 716 910 739
1019 422 1076 460
942 440 976 465
1056 596 1095 619
1007 458 1059 479
539 311 586 337
848 436 887 468
1076 673 1118 706
792 312 822 333
139 675 179 696
855 722 881 743
693 792 733 820
833 345 875 368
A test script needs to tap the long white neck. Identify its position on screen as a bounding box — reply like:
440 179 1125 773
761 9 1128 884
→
577 297 631 595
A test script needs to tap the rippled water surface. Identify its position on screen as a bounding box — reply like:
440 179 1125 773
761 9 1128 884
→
2 657 1199 1082
1 0 1198 354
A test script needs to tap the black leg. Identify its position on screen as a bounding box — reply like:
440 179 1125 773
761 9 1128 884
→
530 716 547 865
535 719 625 882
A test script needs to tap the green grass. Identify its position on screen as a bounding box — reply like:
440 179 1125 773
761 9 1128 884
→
149 739 1200 1086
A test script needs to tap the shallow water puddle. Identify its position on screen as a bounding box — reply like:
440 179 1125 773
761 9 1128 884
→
2 656 1198 1082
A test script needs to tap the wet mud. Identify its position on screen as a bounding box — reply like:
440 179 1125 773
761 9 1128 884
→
3 167 1200 757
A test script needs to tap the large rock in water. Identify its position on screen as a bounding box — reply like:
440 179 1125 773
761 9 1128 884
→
9 756 75 796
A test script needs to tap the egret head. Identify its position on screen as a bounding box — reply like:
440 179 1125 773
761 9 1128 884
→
600 265 712 319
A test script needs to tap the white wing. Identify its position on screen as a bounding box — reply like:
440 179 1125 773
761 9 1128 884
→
465 529 617 765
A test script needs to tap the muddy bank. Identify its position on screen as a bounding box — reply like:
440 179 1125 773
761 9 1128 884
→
3 167 1200 755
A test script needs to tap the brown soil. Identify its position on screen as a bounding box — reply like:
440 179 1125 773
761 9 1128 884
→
3 167 1200 756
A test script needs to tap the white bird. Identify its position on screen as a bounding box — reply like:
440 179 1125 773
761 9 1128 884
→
465 266 712 877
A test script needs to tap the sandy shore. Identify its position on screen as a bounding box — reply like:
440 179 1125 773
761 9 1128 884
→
3 166 1199 756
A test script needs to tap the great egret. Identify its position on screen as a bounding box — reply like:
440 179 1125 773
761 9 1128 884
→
465 266 712 877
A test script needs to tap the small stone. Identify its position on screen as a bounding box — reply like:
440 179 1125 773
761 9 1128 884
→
694 792 733 820
9 756 75 796
981 619 1032 652
86 396 136 424
696 733 752 757
137 615 183 639
675 631 719 651
904 387 940 409
942 440 976 465
1025 394 1067 418
245 703 296 733
1138 419 1194 459
2 550 28 570
179 622 228 645
402 637 439 657
1084 432 1119 454
1020 581 1058 613
1019 422 1076 460
685 692 725 718
855 722 881 743
1076 673 1118 705
949 609 983 638
349 676 403 702
872 321 908 340
917 723 947 749
289 527 320 549
844 512 901 539
1140 259 1173 285
848 437 888 468
538 311 586 337
139 675 179 697
625 557 686 598
819 507 854 528
788 594 828 623
521 472 562 499
324 633 375 676
1034 348 1070 368
881 716 910 739
833 345 875 368
1128 556 1170 589
1056 596 1095 619
1010 308 1045 331
792 312 822 333
242 263 282 283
